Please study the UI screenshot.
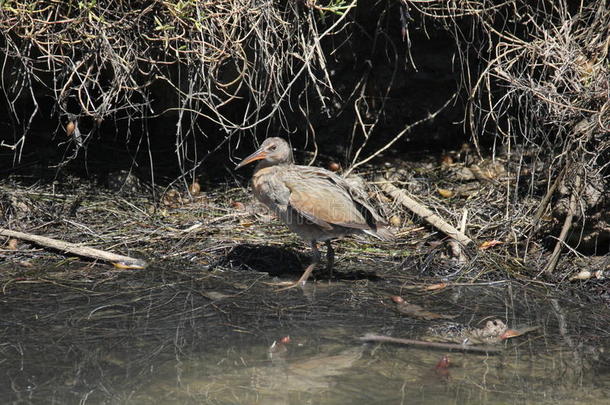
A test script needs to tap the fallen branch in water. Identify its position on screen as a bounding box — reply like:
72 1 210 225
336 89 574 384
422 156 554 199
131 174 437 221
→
0 228 147 269
377 179 474 246
359 333 502 353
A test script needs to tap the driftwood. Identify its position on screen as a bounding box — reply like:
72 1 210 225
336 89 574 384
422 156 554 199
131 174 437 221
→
359 333 502 354
377 179 474 246
0 228 147 269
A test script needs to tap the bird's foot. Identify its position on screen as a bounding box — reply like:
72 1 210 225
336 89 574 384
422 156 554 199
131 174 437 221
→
264 262 316 291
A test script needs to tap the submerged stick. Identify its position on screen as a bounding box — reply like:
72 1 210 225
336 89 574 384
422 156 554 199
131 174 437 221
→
359 334 502 353
377 179 473 246
0 228 147 269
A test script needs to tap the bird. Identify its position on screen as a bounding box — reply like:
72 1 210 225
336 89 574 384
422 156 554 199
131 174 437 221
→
236 137 392 288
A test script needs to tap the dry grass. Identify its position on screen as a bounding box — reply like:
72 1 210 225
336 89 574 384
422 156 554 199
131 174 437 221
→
405 0 609 272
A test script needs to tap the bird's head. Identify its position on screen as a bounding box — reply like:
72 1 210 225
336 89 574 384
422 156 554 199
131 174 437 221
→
235 137 293 169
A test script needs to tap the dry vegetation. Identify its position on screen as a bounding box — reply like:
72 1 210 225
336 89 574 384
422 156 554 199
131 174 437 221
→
0 0 608 287
410 0 609 274
0 0 348 169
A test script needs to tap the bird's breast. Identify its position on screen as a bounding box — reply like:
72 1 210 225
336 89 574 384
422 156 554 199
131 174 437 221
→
252 167 290 215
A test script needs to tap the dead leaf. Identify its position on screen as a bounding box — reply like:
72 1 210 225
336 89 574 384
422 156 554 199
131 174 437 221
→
434 354 451 379
569 270 592 281
328 162 341 172
7 238 18 250
189 181 201 195
437 188 454 198
500 325 539 340
389 215 401 227
424 282 448 291
435 355 450 370
112 261 146 270
66 121 75 137
231 201 246 211
499 329 520 339
441 155 453 166
479 240 504 250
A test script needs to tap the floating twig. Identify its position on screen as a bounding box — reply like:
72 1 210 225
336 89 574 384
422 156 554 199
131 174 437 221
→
359 333 502 353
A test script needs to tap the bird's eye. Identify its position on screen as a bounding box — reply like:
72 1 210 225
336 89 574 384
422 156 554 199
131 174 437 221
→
269 145 277 151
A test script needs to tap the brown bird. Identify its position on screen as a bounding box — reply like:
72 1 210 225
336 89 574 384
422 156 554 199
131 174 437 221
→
236 137 392 288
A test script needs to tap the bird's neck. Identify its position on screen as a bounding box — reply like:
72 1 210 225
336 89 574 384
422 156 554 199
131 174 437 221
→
253 160 292 173
253 160 273 174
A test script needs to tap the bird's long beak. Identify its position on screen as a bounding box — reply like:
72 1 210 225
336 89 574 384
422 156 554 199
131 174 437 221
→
235 147 267 169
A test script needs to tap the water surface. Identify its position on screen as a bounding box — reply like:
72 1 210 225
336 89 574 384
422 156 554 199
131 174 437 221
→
1 264 608 404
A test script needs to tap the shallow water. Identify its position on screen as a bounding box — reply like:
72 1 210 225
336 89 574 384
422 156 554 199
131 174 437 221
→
1 264 608 404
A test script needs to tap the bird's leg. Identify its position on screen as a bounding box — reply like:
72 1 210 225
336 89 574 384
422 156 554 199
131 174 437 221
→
294 240 321 286
275 241 320 291
325 240 334 278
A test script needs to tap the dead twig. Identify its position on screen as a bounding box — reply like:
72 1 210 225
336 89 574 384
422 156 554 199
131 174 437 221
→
0 228 147 269
345 92 457 177
377 179 474 246
544 173 581 274
523 164 569 259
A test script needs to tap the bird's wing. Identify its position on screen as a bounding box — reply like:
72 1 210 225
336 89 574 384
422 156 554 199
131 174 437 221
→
284 171 370 231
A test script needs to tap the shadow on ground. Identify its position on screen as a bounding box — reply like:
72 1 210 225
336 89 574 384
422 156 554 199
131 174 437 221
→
221 243 381 281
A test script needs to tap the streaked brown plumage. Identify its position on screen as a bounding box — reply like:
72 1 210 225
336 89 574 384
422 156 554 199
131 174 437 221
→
236 137 392 288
